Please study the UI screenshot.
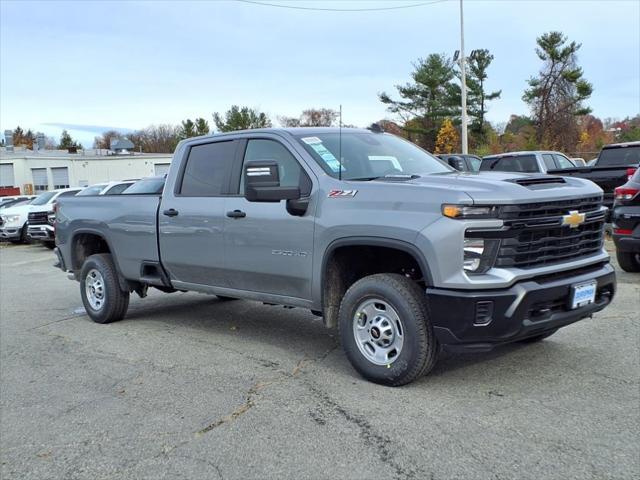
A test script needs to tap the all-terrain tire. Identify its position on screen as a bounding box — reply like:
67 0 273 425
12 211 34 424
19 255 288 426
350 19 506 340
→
338 273 438 386
80 253 130 324
616 250 640 273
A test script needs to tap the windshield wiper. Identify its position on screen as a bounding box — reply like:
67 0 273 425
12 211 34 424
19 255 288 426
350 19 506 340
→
347 174 421 182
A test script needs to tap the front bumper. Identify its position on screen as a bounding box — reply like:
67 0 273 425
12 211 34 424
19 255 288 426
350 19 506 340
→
27 224 54 240
427 262 616 352
0 227 22 239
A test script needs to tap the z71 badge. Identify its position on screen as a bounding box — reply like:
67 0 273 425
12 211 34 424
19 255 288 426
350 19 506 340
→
328 190 357 198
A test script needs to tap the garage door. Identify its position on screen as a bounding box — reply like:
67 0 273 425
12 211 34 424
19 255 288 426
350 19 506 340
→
0 163 14 187
51 167 70 189
32 168 48 191
154 163 170 176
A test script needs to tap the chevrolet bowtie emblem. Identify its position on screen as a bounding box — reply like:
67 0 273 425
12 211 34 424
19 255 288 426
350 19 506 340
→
562 210 586 228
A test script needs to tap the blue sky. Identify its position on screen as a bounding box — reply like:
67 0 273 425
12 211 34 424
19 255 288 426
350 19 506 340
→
1 0 639 147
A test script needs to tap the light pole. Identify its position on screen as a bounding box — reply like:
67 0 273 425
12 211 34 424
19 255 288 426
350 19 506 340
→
459 0 468 154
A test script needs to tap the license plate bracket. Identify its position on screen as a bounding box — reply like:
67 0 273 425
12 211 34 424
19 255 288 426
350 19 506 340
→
570 280 597 310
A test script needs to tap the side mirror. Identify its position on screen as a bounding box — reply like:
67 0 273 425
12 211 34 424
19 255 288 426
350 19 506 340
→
244 160 301 202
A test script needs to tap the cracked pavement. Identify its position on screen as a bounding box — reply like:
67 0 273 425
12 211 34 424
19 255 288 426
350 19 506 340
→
1 242 638 479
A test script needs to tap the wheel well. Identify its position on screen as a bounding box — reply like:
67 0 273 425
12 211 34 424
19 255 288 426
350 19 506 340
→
71 233 111 273
321 245 425 328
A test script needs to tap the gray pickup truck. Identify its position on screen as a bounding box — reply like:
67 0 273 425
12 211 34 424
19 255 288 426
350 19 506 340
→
54 127 616 386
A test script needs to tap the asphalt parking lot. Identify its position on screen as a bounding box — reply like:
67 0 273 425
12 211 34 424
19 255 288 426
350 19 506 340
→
0 242 638 480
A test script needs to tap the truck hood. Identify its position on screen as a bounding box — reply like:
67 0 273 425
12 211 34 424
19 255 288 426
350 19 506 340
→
0 204 32 216
400 171 602 204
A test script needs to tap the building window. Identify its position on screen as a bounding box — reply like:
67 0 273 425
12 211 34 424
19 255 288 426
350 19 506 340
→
51 167 70 189
31 168 48 192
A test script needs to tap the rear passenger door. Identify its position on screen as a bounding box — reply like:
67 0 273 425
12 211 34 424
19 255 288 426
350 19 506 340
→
223 136 315 300
159 139 237 288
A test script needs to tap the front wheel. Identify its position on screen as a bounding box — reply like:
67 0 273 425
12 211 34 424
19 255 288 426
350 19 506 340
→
80 254 130 324
43 241 56 249
338 273 438 386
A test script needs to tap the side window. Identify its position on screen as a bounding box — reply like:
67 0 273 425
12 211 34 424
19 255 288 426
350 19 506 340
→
553 154 575 169
542 154 557 170
240 139 308 194
467 156 481 171
180 141 236 196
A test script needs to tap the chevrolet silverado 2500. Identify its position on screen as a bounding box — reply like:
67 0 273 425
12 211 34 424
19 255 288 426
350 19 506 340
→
54 127 616 386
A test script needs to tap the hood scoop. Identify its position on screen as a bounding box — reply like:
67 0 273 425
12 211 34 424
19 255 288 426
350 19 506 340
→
505 176 567 188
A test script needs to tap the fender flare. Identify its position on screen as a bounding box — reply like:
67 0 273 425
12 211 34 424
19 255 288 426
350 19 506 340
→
69 229 129 291
320 236 434 291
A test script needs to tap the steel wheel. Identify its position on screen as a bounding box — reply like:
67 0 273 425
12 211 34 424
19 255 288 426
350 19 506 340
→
85 268 106 310
352 298 404 365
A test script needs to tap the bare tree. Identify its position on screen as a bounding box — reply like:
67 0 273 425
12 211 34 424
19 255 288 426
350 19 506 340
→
279 108 339 127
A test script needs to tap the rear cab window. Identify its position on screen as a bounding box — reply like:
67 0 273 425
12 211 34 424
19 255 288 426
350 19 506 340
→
480 155 539 173
597 146 640 166
179 141 237 196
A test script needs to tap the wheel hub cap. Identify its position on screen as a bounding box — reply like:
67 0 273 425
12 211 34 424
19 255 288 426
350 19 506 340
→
85 269 105 311
353 299 404 365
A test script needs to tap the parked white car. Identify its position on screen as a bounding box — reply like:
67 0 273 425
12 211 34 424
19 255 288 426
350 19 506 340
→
0 198 37 243
77 180 136 196
27 188 83 248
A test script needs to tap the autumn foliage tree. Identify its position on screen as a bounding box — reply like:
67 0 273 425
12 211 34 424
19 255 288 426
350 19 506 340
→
434 119 459 154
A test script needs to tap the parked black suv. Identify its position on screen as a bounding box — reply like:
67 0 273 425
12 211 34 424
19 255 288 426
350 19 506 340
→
612 168 640 272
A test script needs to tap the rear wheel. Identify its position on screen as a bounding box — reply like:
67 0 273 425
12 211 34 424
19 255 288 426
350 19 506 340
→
616 250 640 273
80 253 130 324
338 273 438 386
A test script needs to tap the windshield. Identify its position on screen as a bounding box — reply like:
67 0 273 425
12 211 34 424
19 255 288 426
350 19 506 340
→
293 132 452 180
30 191 57 205
122 177 165 194
0 199 31 209
597 146 640 166
77 184 107 196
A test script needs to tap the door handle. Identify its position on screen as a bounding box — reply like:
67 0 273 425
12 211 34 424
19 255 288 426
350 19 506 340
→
163 208 179 217
226 209 246 218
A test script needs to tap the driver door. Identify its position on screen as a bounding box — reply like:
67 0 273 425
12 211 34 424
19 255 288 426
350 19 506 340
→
223 137 315 300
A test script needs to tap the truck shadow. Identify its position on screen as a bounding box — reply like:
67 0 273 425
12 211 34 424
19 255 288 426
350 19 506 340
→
119 294 575 386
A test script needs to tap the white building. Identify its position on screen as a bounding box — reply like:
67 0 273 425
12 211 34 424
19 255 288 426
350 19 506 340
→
0 148 173 194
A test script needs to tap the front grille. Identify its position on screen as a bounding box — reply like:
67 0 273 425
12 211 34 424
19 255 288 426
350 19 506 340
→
500 195 602 220
487 196 606 269
28 211 49 225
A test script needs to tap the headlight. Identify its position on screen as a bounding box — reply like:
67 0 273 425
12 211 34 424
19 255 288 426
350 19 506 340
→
443 204 499 219
4 215 20 223
463 237 500 274
47 211 56 225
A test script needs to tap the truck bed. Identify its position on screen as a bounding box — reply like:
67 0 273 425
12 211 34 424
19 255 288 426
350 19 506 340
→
548 165 633 209
56 195 161 281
